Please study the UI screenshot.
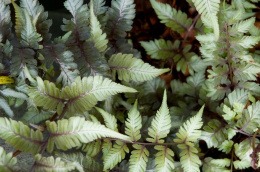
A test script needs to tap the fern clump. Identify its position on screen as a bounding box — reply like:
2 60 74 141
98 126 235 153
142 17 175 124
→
1 0 260 171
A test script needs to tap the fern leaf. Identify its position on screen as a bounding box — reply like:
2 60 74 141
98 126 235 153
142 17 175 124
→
109 53 170 82
104 141 129 170
0 1 13 43
41 44 79 86
21 108 54 124
224 89 248 108
154 145 175 172
11 0 25 39
46 117 131 152
20 0 52 41
233 138 258 169
89 1 108 55
200 119 228 148
174 105 204 145
150 0 192 33
229 17 255 36
55 152 103 172
0 88 27 100
70 41 109 76
20 9 42 49
191 0 220 40
147 90 170 143
179 145 201 172
82 140 102 157
10 47 38 80
125 100 142 141
0 117 44 155
0 97 13 117
28 77 65 115
62 0 90 41
0 147 17 172
95 107 118 131
218 140 234 154
34 154 76 172
62 76 136 115
92 0 107 17
202 157 230 172
129 144 149 172
235 36 260 49
105 0 135 39
140 39 176 60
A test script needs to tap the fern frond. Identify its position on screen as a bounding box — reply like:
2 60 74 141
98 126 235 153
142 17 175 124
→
154 145 175 172
235 36 260 49
92 0 107 17
95 107 118 131
236 101 260 134
0 88 27 100
46 117 131 152
41 44 79 86
0 97 13 117
82 140 102 157
62 0 90 41
218 140 234 154
192 0 220 40
11 0 25 39
224 89 248 108
129 144 149 172
28 77 65 115
10 47 38 79
0 117 44 155
109 53 170 82
179 145 201 172
150 0 192 34
174 105 204 145
200 119 228 148
70 41 109 76
21 108 54 124
0 1 13 43
233 138 258 169
20 9 42 49
89 1 108 55
104 141 129 170
229 17 255 36
147 90 170 143
62 76 136 115
140 39 176 60
125 100 142 141
20 0 52 41
55 152 103 172
0 147 17 172
202 157 230 172
34 154 76 172
105 0 135 39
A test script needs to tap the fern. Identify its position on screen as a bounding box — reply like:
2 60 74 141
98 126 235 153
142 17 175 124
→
46 117 131 152
104 141 129 170
105 0 135 39
0 1 13 43
202 157 230 172
109 53 170 82
192 0 220 40
125 100 142 141
174 106 204 172
34 154 76 172
129 144 149 172
150 0 192 34
0 117 44 155
95 107 118 131
154 145 175 172
147 90 170 143
0 147 17 172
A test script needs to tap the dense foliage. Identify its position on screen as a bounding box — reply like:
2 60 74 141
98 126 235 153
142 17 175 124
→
0 0 260 171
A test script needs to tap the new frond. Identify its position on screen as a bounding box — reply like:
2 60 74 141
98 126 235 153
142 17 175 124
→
109 53 170 82
147 90 170 143
125 100 142 141
0 117 44 155
46 117 131 152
